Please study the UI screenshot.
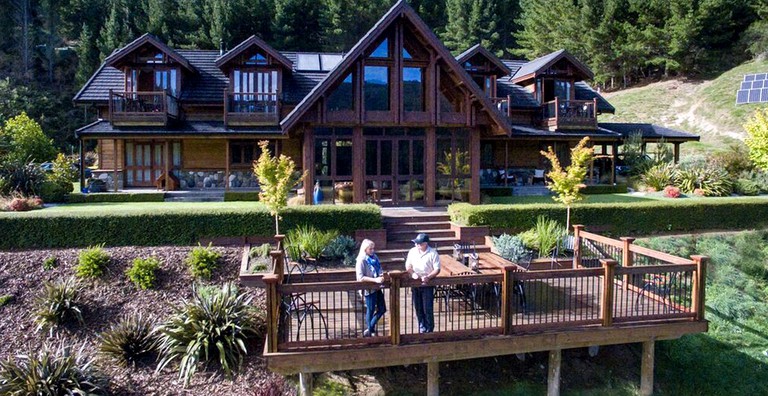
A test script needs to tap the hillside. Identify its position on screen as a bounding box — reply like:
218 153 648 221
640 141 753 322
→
602 59 768 151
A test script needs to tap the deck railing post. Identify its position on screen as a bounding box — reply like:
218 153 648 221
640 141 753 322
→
502 265 515 335
620 237 635 292
270 250 284 283
601 259 617 327
389 270 403 345
691 255 708 321
263 274 279 353
274 234 285 252
572 225 584 269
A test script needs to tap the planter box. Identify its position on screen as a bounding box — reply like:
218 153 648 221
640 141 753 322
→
355 229 387 249
450 223 489 244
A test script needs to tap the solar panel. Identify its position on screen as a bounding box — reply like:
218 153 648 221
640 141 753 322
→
737 73 768 104
296 54 321 71
319 54 343 71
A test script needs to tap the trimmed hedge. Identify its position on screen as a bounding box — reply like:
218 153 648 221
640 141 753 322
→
68 193 166 203
224 191 260 201
449 198 768 236
583 184 628 194
0 204 380 249
480 187 513 197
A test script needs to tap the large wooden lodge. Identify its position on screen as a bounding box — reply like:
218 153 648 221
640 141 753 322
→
74 1 697 204
75 2 708 395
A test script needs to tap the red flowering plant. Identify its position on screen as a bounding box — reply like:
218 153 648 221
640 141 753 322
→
663 185 681 198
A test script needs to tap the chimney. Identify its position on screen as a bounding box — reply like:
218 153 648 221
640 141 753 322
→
219 39 224 56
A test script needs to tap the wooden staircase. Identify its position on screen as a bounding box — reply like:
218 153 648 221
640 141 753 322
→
377 209 491 271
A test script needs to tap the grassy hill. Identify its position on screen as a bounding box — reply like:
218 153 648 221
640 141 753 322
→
602 59 768 152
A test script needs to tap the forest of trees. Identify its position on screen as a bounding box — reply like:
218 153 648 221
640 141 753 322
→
0 0 766 152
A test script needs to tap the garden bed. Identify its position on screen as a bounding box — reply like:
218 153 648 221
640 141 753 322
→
0 245 293 395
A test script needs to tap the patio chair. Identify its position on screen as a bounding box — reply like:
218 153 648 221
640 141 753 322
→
634 272 678 314
285 252 318 283
280 293 329 342
531 169 546 185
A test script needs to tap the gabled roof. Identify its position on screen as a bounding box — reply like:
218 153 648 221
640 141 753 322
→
280 0 511 135
216 35 293 70
495 78 539 108
575 82 614 114
512 49 593 83
103 33 195 73
456 44 512 76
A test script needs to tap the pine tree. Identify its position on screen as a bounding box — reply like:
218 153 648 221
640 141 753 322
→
322 0 390 52
98 0 131 60
75 23 100 86
273 0 324 51
514 0 582 59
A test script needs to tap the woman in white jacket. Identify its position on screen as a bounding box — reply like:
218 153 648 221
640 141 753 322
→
355 239 387 337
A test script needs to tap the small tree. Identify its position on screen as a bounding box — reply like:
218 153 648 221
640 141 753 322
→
745 108 768 171
0 112 56 163
540 137 594 231
253 140 305 235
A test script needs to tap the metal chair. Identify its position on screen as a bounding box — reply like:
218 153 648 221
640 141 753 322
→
280 293 329 341
551 235 575 269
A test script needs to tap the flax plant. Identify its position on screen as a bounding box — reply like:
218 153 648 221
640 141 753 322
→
253 140 306 235
540 137 594 231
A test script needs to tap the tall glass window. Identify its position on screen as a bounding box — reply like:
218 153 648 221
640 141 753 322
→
364 66 389 111
369 39 389 58
327 73 354 111
403 67 424 112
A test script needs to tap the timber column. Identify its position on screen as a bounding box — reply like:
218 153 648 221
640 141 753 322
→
425 127 436 207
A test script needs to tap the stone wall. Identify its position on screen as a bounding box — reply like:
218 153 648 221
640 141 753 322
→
176 170 258 190
92 171 124 191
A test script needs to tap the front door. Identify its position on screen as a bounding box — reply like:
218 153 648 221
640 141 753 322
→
435 129 471 204
364 129 424 206
125 142 164 187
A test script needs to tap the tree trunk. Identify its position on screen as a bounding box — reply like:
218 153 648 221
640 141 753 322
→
566 206 571 233
274 214 280 236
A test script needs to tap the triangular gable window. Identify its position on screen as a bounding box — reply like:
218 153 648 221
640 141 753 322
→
246 53 268 65
403 47 413 59
369 39 389 58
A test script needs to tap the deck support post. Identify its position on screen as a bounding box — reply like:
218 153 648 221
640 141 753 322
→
263 274 279 353
547 349 561 396
691 255 708 321
299 372 313 396
389 271 402 345
79 139 85 191
113 139 119 192
620 237 635 292
225 139 230 192
502 265 515 335
427 361 439 396
572 225 584 269
640 340 655 396
600 259 618 327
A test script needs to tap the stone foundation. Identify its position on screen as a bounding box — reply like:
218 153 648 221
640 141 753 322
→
92 171 124 191
177 170 259 190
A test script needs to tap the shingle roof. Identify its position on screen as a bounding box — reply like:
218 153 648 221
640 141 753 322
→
495 78 539 108
75 120 281 138
73 50 336 105
501 59 525 76
575 82 614 113
509 124 622 139
455 44 512 76
599 123 700 141
104 33 195 73
216 35 292 70
512 49 593 81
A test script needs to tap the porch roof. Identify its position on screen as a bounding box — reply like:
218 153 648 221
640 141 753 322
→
599 123 700 142
75 120 281 139
509 124 622 140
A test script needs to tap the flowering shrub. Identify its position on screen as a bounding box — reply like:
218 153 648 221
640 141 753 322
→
693 188 706 196
664 185 681 198
3 196 43 211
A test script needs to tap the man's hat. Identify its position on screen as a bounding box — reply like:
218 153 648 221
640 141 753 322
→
411 233 430 244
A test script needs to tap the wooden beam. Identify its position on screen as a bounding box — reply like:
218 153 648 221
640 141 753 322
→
673 142 681 163
164 140 170 192
469 129 481 204
299 372 313 396
303 127 314 205
266 321 708 374
113 139 119 192
601 259 617 327
353 127 364 203
79 139 85 192
427 362 439 396
640 340 655 396
425 127 436 207
225 140 230 192
548 349 561 396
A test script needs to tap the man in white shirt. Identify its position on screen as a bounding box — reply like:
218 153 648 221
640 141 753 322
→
405 233 441 333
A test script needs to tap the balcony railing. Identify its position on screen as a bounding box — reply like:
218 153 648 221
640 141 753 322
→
224 91 280 126
108 90 179 126
542 98 597 130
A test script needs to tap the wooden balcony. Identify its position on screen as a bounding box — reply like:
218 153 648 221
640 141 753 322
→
244 228 708 383
224 91 280 126
543 98 598 130
108 90 179 126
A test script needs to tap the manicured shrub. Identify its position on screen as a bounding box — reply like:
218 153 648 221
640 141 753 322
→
33 277 84 332
156 283 260 387
0 203 380 249
449 198 768 236
42 255 58 270
491 234 529 262
642 163 676 191
663 185 681 198
0 160 46 196
75 245 110 278
39 180 71 203
735 178 761 196
99 314 159 367
126 257 161 290
67 192 165 203
224 191 259 201
582 184 628 194
0 342 107 395
185 244 221 280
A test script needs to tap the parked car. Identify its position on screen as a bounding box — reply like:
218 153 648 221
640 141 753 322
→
39 162 55 172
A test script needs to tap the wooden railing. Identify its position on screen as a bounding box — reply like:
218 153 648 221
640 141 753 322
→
260 230 707 353
108 90 179 125
224 91 280 125
542 98 597 129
